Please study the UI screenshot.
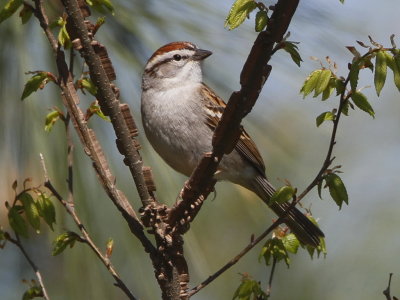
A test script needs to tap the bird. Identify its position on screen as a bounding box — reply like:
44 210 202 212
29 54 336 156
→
141 41 324 246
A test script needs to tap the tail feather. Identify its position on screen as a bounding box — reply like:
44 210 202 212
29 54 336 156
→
253 176 324 247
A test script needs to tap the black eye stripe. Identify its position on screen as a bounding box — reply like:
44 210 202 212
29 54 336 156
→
146 55 191 74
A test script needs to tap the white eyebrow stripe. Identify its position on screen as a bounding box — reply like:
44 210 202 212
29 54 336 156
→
145 49 195 71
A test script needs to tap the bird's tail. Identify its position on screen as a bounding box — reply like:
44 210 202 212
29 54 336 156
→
253 176 324 247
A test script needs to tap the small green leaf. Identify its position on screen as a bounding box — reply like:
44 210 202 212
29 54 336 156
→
339 0 344 3
261 238 291 267
255 10 268 32
314 69 332 97
392 53 400 91
8 206 28 237
321 77 336 100
0 0 23 24
317 180 323 199
19 4 33 24
21 72 51 100
316 111 335 127
225 0 257 30
86 0 115 15
44 110 62 132
335 78 346 96
36 193 56 230
282 233 300 254
324 173 348 209
351 91 375 117
283 41 302 67
58 22 71 49
349 61 360 92
80 78 98 96
52 232 79 256
233 275 268 300
374 50 387 96
300 69 322 98
341 100 350 116
269 186 295 205
22 285 43 300
87 102 110 121
18 193 40 231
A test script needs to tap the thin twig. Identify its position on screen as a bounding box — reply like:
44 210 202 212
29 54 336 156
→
383 273 394 300
40 154 137 300
32 0 58 52
7 235 50 300
188 219 284 297
266 258 277 297
64 114 74 204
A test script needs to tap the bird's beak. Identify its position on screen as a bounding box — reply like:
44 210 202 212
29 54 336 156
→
192 49 212 61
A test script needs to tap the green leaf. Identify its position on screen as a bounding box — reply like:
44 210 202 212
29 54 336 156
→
87 102 110 121
21 72 51 100
36 193 56 230
324 173 348 209
374 50 387 96
58 22 71 49
351 91 375 117
8 206 28 237
52 232 79 256
0 0 23 24
254 10 268 32
339 0 344 3
317 180 323 199
314 69 332 97
335 78 346 96
321 77 335 100
86 0 115 15
282 233 300 254
44 110 62 132
391 53 400 91
300 69 322 98
341 100 350 116
22 285 43 300
225 0 257 30
80 78 98 96
283 41 302 67
19 4 33 24
18 193 40 231
316 111 335 127
349 61 360 92
233 275 268 300
260 238 291 267
269 185 295 205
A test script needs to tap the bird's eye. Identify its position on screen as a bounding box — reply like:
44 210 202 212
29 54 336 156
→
173 54 182 61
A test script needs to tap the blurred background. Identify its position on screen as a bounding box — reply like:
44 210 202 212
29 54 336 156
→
1 0 400 299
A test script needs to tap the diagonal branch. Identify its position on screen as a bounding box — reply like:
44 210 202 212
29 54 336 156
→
41 153 136 300
188 218 284 297
32 0 156 256
168 0 300 229
6 235 50 300
60 0 154 208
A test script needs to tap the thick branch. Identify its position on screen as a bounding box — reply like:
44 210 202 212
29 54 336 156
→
32 0 156 256
60 0 154 207
168 0 300 228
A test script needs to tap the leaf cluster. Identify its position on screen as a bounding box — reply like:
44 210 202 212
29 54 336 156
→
6 181 56 238
233 274 268 300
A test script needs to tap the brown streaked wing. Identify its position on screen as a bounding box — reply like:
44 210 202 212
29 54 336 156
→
201 83 266 175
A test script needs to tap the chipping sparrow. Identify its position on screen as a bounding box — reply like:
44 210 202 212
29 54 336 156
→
141 41 324 246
